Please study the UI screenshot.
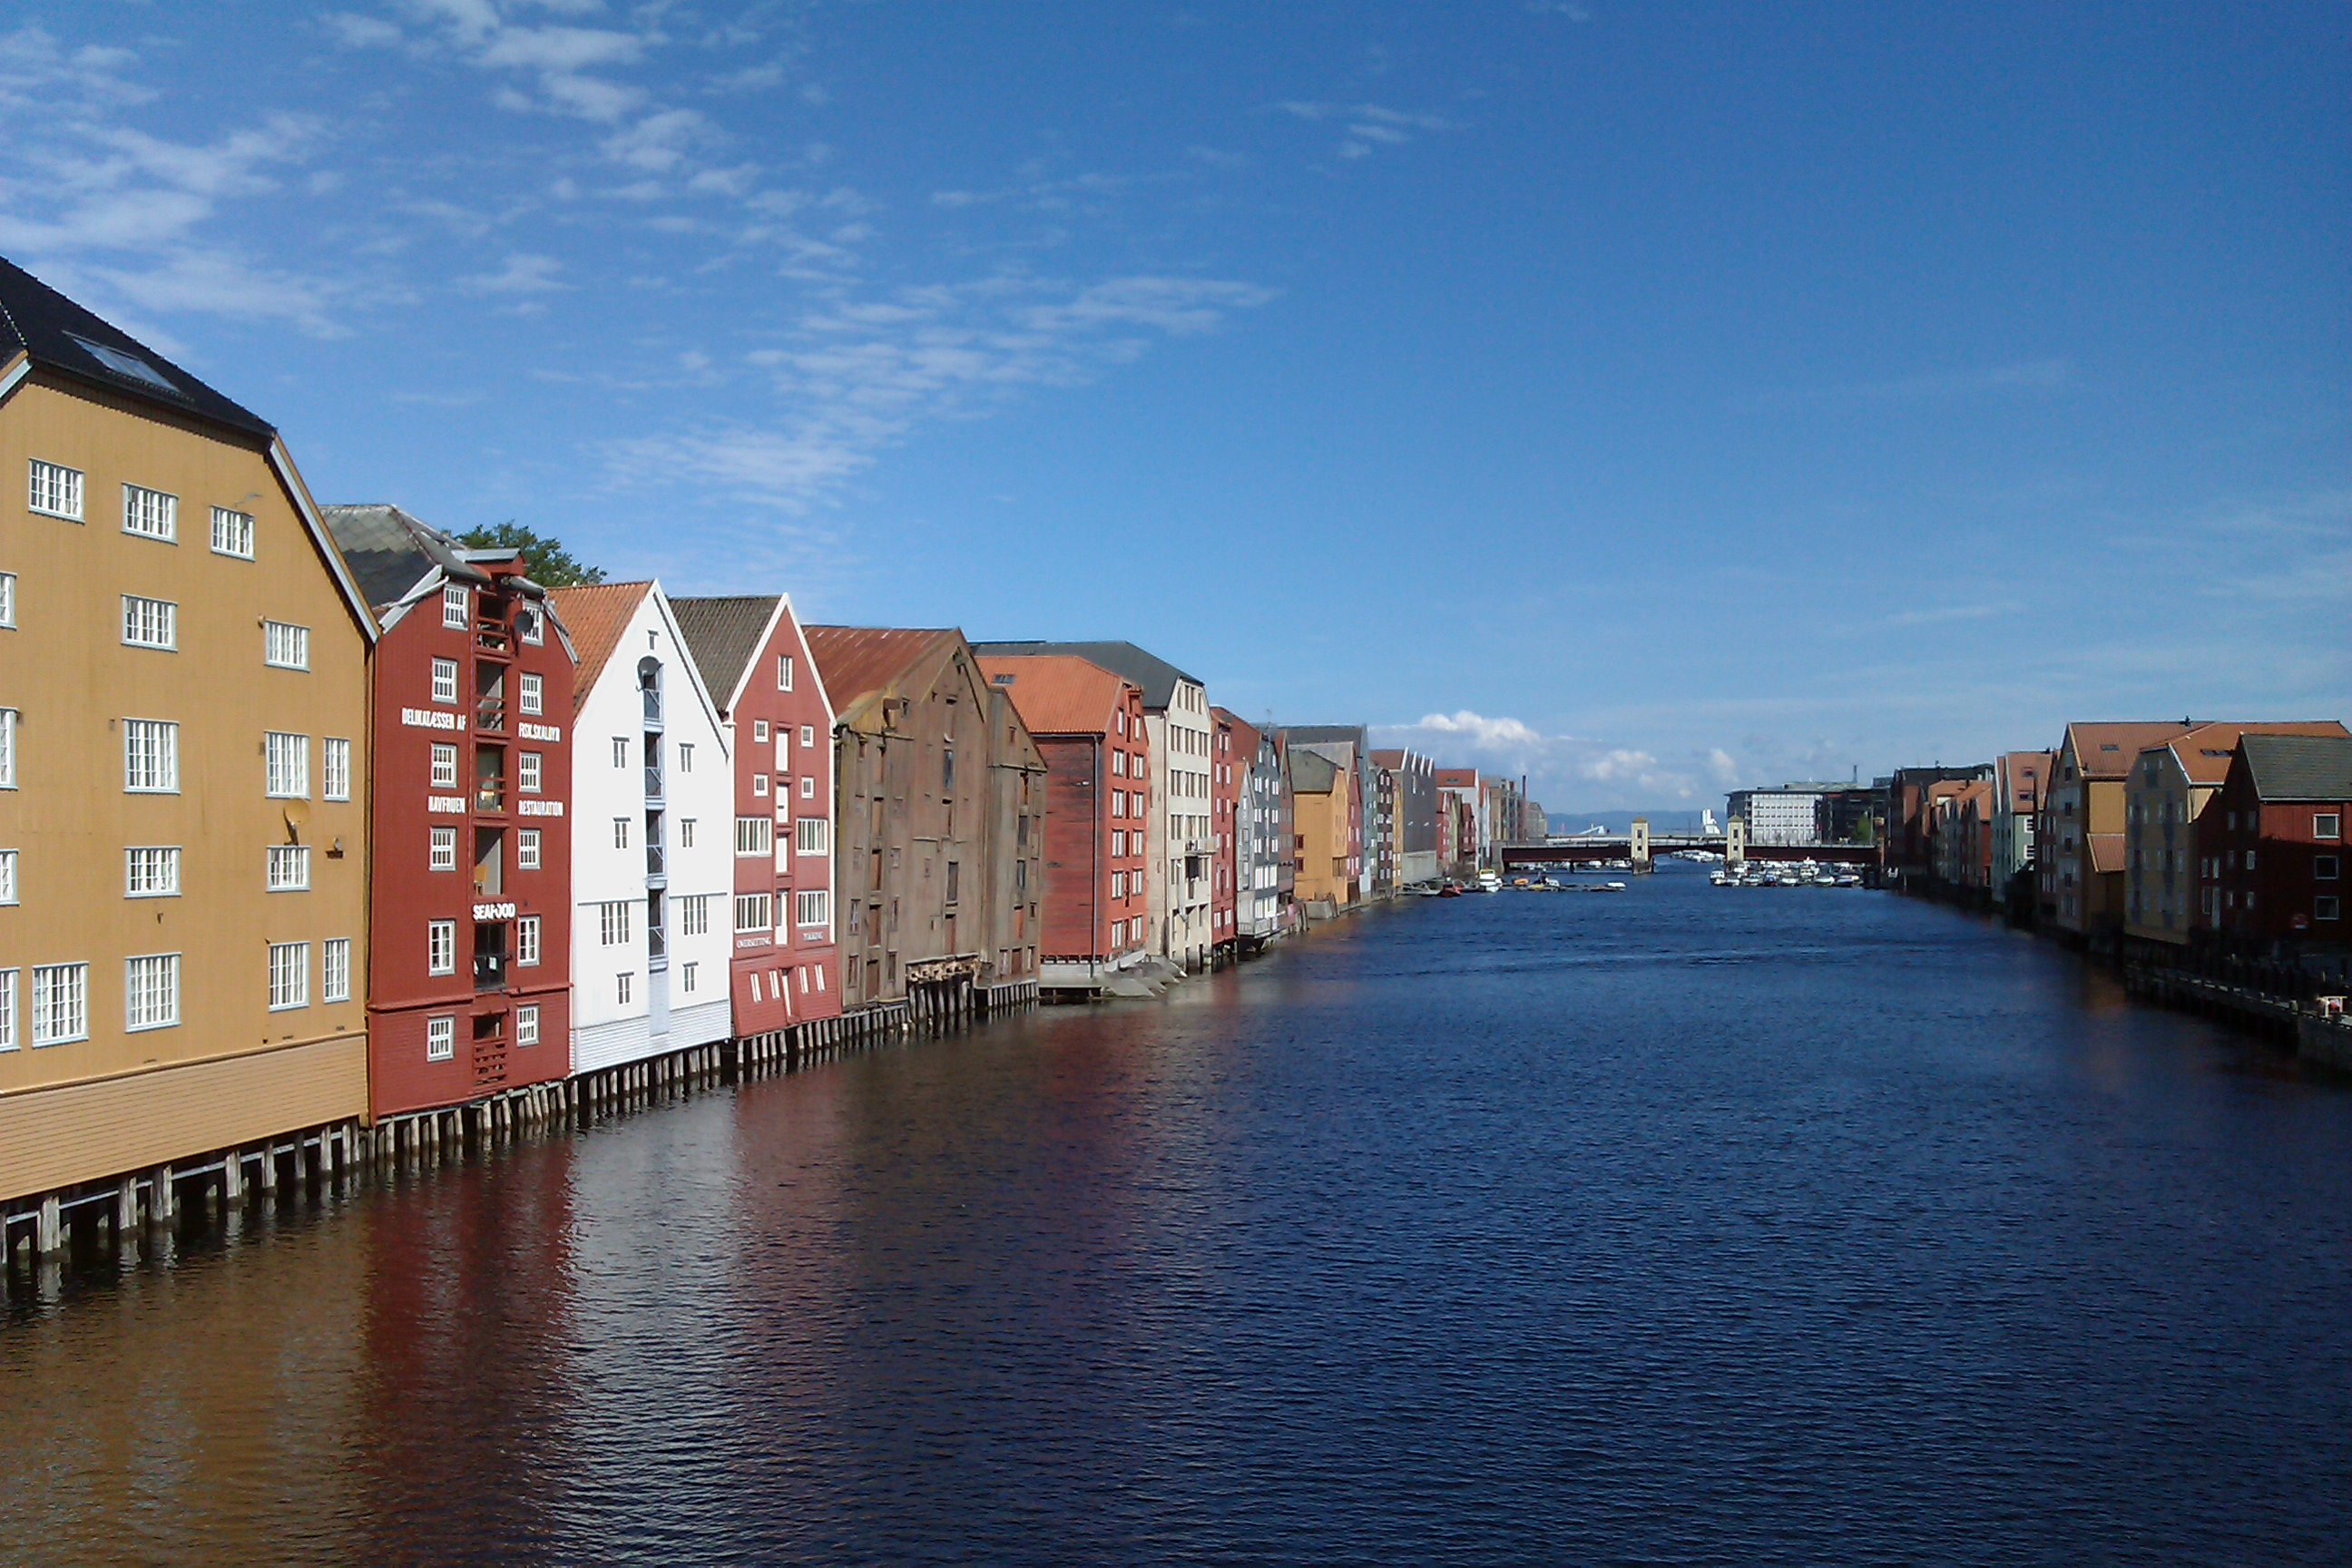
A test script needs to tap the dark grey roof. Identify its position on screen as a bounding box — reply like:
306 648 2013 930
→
1282 724 1367 747
968 640 1200 709
1287 747 1340 792
2241 734 2352 802
673 595 780 710
320 504 486 611
0 253 274 439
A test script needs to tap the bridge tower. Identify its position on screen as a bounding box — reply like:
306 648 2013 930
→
1727 816 1748 871
1631 817 1652 875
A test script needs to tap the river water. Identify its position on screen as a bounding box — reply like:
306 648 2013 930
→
4 868 2349 1565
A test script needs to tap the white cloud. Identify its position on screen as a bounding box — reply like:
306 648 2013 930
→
602 107 708 172
1279 99 1457 160
459 251 566 293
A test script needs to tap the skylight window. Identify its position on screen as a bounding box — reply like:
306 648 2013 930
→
66 334 178 396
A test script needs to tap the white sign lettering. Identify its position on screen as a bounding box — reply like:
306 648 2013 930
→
427 795 466 814
400 707 466 731
473 901 516 921
517 799 565 818
518 722 563 743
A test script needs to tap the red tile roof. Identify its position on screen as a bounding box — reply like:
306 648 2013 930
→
2065 721 2192 779
975 654 1135 738
1435 768 1479 789
547 582 652 715
2088 833 2128 874
1998 750 2055 814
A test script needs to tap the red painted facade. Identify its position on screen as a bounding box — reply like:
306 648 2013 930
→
2200 754 2350 947
1210 710 1241 950
976 657 1149 972
366 561 574 1121
717 605 842 1038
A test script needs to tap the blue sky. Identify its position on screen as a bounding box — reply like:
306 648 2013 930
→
4 3 2344 813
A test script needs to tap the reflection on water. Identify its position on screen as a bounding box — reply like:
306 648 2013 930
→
5 872 2350 1566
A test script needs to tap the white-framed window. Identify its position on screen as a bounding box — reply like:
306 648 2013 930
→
797 816 830 856
516 1004 540 1047
267 844 310 891
517 916 541 966
600 901 632 946
266 731 309 798
323 738 352 801
615 971 633 1006
264 621 310 670
28 459 83 521
800 724 815 749
796 889 830 927
211 506 255 559
681 960 698 994
735 815 774 856
431 742 459 789
32 962 89 1044
122 484 176 542
750 972 762 1004
612 818 630 850
427 919 456 975
778 654 794 691
430 827 457 871
680 818 697 848
0 708 13 789
125 846 180 897
519 751 542 794
443 583 471 629
679 895 710 936
124 953 180 1032
323 937 351 1004
734 892 773 934
517 828 542 870
0 848 13 905
2318 813 2343 841
268 943 309 1011
612 737 629 769
0 969 15 1051
123 719 178 792
519 673 544 716
0 572 13 627
753 774 769 799
774 731 789 769
426 1016 455 1061
518 606 544 645
122 594 176 650
431 658 459 705
2319 897 2342 922
754 720 770 742
678 743 694 772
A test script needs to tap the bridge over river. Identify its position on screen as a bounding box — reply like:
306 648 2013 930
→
1499 827 1878 871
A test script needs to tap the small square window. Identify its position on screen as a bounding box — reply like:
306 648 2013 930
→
754 720 770 742
431 743 459 789
520 752 542 793
427 919 456 975
28 460 83 522
518 828 542 871
515 1004 540 1047
430 827 457 871
122 485 177 542
443 583 471 629
431 659 459 705
211 507 255 559
519 673 544 716
426 1016 455 1061
518 607 544 644
2318 813 2342 841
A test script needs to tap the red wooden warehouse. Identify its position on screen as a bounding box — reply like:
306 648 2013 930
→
324 505 576 1121
674 594 843 1046
976 654 1152 995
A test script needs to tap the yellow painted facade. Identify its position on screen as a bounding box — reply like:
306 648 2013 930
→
0 365 374 1201
1291 782 1355 909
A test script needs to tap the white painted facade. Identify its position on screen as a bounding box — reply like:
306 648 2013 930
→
1727 787 1827 846
570 584 734 1074
1147 679 1215 970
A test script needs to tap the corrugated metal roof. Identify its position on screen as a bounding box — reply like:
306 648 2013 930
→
807 626 965 730
0 252 274 438
672 594 779 712
975 654 1132 737
2242 733 2352 802
548 583 652 712
968 640 1199 709
321 503 491 611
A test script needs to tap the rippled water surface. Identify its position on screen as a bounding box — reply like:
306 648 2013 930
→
6 871 2352 1565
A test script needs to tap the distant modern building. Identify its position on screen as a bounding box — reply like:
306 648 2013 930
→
1726 784 1838 847
974 641 1211 970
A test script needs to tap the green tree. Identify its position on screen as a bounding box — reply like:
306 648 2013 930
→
455 522 606 587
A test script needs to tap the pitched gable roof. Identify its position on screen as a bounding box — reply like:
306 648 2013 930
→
322 503 492 611
1214 707 1263 758
967 639 1199 709
975 654 1133 738
1289 747 1340 793
1435 768 1478 789
2154 720 2350 788
548 582 652 712
2241 734 2352 802
672 594 781 711
0 253 273 439
2063 721 2192 779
